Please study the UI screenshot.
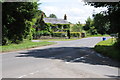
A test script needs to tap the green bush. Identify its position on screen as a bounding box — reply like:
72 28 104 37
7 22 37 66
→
25 20 34 40
2 37 9 45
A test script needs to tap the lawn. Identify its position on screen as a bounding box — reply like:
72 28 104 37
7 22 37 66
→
94 38 120 61
1 40 55 52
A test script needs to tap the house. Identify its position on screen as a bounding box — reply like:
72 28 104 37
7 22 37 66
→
33 14 86 39
42 14 70 32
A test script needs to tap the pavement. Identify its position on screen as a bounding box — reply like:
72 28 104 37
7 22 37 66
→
1 37 120 78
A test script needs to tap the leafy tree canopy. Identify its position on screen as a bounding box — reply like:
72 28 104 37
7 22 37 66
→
49 14 57 18
2 2 39 45
93 13 110 35
86 2 120 34
83 17 93 31
87 2 120 47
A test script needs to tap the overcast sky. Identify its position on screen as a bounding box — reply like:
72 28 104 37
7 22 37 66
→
38 0 107 24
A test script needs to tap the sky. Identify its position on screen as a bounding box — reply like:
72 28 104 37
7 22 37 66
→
38 0 107 24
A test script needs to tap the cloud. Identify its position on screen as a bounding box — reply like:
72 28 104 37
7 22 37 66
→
39 0 107 24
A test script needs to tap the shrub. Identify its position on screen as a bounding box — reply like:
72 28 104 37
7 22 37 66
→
2 37 9 45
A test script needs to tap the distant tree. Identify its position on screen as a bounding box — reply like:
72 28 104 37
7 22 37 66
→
71 21 83 32
83 17 93 31
88 26 97 35
49 14 57 18
83 17 98 35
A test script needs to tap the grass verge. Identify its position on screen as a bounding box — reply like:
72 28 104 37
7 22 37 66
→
1 40 55 52
86 34 110 38
94 38 120 61
37 38 81 41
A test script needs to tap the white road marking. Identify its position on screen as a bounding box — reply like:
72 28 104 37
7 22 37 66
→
18 75 27 78
29 71 39 75
96 53 105 58
80 57 84 59
65 62 70 64
18 71 40 78
70 57 84 62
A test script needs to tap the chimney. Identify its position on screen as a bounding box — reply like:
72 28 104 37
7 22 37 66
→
64 14 67 20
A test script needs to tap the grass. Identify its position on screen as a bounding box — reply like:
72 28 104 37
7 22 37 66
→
37 38 81 41
94 38 120 61
1 40 55 52
86 34 110 38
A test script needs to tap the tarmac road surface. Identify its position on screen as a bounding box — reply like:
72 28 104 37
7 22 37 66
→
2 37 120 78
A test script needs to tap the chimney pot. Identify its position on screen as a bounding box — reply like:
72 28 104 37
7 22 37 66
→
64 14 67 20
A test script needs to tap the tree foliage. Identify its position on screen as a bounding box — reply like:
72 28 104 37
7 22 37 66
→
83 17 97 35
2 2 39 45
87 2 120 48
87 2 120 34
71 21 83 32
83 17 93 31
93 13 110 35
49 14 57 18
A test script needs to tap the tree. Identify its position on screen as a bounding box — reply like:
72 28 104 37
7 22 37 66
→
83 17 93 31
35 11 47 31
83 17 97 35
87 2 120 48
49 14 57 18
71 21 83 32
93 13 110 35
88 26 97 35
2 2 39 45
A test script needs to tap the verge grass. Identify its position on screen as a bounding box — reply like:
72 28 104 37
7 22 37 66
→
94 38 120 61
37 38 81 41
1 40 55 52
86 34 110 37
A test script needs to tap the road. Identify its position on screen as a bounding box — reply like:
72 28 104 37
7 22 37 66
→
2 37 120 78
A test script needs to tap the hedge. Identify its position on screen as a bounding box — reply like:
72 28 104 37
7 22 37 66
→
52 32 81 38
52 32 67 37
33 31 51 39
33 31 82 39
71 32 81 37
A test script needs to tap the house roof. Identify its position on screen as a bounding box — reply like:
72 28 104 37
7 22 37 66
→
43 18 69 24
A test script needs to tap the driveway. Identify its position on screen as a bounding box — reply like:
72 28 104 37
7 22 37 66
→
2 37 119 78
